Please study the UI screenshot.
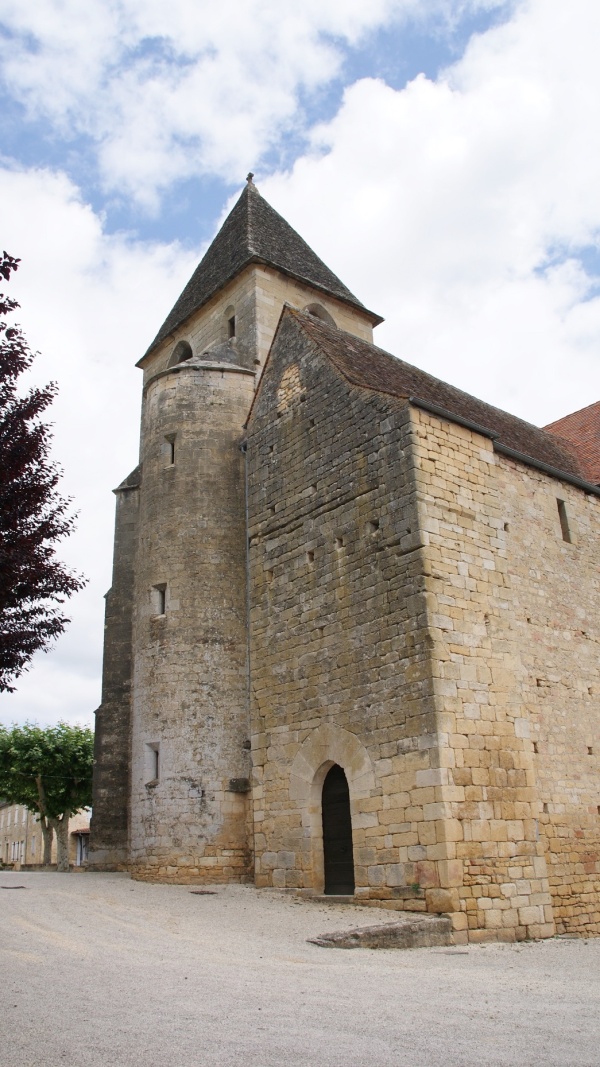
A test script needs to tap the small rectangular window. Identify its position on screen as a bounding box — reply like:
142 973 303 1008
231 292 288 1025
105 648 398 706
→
165 434 176 465
557 499 572 543
146 742 160 784
152 584 167 615
228 315 236 338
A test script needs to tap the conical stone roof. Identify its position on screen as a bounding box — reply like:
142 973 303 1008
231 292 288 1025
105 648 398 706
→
143 182 381 359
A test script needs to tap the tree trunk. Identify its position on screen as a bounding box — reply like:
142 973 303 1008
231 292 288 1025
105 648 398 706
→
54 815 70 872
40 817 54 866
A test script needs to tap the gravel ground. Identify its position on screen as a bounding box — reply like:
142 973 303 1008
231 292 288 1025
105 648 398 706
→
1 870 599 1067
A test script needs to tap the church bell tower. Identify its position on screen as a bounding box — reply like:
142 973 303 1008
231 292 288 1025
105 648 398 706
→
89 177 381 881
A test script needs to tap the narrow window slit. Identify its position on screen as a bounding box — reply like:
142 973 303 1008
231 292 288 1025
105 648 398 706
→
228 315 236 338
146 742 160 784
557 499 572 543
152 584 167 616
165 434 176 465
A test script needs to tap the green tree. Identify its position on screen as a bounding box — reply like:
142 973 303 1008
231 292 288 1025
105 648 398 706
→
0 722 93 871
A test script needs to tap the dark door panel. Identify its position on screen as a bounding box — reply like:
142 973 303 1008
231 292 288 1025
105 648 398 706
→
322 764 355 895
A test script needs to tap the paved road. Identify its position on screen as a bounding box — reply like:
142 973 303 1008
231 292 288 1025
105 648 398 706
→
1 871 599 1067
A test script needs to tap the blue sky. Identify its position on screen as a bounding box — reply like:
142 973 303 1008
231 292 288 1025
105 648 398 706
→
1 0 599 726
0 1 511 246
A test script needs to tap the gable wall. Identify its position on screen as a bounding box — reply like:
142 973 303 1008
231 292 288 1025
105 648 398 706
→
247 317 444 907
253 265 374 370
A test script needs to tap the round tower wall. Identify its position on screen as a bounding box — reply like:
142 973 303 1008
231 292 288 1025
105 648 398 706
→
130 361 255 883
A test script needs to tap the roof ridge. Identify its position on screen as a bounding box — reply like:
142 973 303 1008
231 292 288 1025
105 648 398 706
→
284 308 588 485
246 183 257 255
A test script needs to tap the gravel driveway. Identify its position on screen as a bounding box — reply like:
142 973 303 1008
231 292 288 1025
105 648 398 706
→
1 870 599 1067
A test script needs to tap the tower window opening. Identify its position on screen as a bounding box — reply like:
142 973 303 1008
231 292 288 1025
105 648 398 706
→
168 339 193 367
152 584 167 616
228 315 236 338
303 303 336 327
557 499 572 543
165 434 176 465
146 742 160 784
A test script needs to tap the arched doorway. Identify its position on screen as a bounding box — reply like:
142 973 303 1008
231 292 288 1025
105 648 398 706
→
322 764 355 895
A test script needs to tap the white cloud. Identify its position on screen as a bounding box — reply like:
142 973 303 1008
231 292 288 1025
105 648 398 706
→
260 0 600 424
2 0 600 728
0 165 199 726
0 0 504 206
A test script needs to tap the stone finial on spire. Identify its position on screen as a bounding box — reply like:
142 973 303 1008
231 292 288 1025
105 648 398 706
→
246 172 255 185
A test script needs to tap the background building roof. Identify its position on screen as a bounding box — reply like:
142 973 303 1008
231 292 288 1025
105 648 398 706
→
544 402 600 485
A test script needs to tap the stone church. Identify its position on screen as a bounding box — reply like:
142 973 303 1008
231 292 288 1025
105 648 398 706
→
89 177 600 943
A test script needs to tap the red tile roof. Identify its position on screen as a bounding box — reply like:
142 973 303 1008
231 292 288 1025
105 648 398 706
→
544 402 600 485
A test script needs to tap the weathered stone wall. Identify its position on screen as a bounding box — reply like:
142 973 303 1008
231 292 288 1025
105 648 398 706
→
411 405 599 940
410 408 555 941
89 471 139 869
247 317 599 941
140 265 374 386
140 267 260 383
247 314 441 909
497 456 600 935
252 265 374 368
129 361 255 883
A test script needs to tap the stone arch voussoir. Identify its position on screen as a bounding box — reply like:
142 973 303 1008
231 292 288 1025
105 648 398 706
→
289 723 376 894
289 723 375 808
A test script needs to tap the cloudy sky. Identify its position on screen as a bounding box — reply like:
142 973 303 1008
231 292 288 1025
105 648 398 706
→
1 0 599 728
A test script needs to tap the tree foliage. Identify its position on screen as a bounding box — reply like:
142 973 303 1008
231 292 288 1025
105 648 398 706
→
0 251 86 692
0 722 93 869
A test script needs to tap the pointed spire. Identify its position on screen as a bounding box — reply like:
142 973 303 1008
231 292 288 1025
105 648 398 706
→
143 183 381 358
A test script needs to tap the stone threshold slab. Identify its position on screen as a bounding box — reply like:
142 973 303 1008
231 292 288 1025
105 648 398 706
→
308 913 453 949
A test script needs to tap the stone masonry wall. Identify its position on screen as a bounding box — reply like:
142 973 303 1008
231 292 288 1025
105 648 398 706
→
498 456 600 935
140 265 374 387
247 314 443 910
252 265 374 369
89 474 139 868
411 405 599 941
410 408 555 941
129 361 255 883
